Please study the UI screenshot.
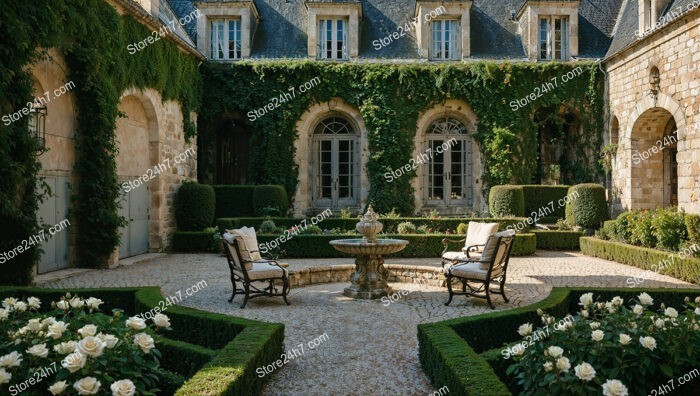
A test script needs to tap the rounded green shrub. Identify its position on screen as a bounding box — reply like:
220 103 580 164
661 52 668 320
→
397 221 417 234
651 207 687 251
175 182 215 231
259 220 278 234
457 223 469 235
300 225 323 235
565 184 608 229
252 185 289 216
489 185 525 217
685 214 700 245
630 210 657 248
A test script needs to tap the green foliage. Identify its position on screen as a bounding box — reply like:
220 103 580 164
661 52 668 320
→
521 185 570 220
252 185 289 217
651 207 687 251
457 223 469 235
258 220 279 234
532 230 584 250
565 184 608 229
685 214 700 245
581 237 700 284
489 186 525 217
171 229 221 253
630 210 657 247
175 183 216 231
200 61 604 215
397 221 418 234
213 185 255 218
300 225 323 235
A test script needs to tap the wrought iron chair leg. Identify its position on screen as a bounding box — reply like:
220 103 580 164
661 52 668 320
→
485 279 495 309
500 277 509 303
282 277 291 305
228 274 237 303
241 282 250 309
445 275 454 306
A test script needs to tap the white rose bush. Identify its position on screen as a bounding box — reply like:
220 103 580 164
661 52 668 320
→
507 293 700 395
0 294 173 395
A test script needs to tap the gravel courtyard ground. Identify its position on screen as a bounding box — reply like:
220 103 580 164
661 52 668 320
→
36 251 698 396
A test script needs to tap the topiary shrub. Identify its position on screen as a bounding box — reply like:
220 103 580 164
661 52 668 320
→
489 185 525 217
651 207 687 251
685 214 700 245
252 185 289 217
564 184 608 229
521 185 570 220
397 222 418 234
175 182 215 231
259 219 278 234
213 185 255 218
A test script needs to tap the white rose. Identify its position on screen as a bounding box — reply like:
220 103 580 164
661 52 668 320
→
73 377 101 395
42 317 57 327
27 343 49 358
97 333 119 349
27 297 41 309
54 341 77 355
110 379 136 396
125 317 146 330
77 336 106 358
14 301 27 312
2 297 17 309
579 292 594 307
556 356 571 373
618 334 631 345
26 318 42 332
654 318 665 328
543 361 553 372
78 324 97 338
581 310 589 318
602 379 629 396
639 336 657 351
56 301 70 311
0 309 8 321
49 380 68 395
633 304 643 315
62 352 87 373
69 297 85 309
133 333 155 353
695 307 700 315
605 302 616 313
517 323 532 337
47 321 69 340
86 297 103 311
547 346 564 358
153 313 171 328
638 292 654 306
574 362 596 381
0 351 22 368
0 368 11 385
590 321 600 329
611 296 623 306
591 330 605 342
664 307 678 319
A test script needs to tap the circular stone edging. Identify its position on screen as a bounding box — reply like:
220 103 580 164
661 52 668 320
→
288 264 447 288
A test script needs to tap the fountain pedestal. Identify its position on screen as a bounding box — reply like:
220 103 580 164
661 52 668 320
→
329 206 408 300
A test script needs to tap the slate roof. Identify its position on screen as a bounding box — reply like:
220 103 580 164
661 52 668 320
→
161 0 690 61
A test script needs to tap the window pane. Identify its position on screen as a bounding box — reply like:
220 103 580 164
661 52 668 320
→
326 20 333 59
554 18 562 60
539 18 548 59
560 18 568 60
336 20 344 59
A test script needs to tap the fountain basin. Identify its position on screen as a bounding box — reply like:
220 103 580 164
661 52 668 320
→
329 239 408 256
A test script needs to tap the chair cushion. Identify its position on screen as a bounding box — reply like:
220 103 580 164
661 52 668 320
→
449 262 489 281
465 222 499 252
233 261 288 281
477 235 501 270
442 251 470 262
227 227 262 268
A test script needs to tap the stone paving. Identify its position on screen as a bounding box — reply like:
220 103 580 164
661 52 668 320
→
36 251 699 395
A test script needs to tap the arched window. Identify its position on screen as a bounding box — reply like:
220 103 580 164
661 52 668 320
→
610 116 620 145
424 117 472 207
312 116 359 210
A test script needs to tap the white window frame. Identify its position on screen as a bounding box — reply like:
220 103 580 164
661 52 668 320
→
430 19 460 61
538 16 569 61
317 18 348 60
210 18 242 61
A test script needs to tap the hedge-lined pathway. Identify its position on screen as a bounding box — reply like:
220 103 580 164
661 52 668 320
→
37 252 698 395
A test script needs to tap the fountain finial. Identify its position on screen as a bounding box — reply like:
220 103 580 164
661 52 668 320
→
356 205 383 243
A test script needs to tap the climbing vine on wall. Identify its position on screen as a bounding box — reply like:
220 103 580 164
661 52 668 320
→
199 61 604 215
0 0 201 283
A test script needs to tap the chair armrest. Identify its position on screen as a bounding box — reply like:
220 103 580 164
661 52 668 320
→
256 259 285 270
448 259 479 271
441 238 466 256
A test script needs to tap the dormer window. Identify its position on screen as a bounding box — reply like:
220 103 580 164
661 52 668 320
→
211 18 242 60
539 16 569 61
431 19 460 60
318 18 348 60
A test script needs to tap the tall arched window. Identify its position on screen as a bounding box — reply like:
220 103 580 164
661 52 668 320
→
312 116 359 210
425 117 472 207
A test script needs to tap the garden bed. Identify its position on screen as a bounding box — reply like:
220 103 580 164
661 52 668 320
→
418 287 700 395
0 287 284 396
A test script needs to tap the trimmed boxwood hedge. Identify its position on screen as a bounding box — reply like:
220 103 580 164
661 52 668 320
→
171 231 219 253
213 185 256 218
565 183 608 229
521 185 570 220
175 183 216 231
532 230 584 250
216 217 530 234
418 287 700 395
580 237 700 284
0 287 284 396
252 185 289 216
489 186 525 217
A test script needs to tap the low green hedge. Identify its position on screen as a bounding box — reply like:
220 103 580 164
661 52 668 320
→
418 287 700 395
489 185 525 217
532 230 584 250
255 233 536 258
213 185 255 218
521 185 570 220
580 237 700 284
216 217 529 234
0 287 285 396
252 185 289 216
171 231 220 253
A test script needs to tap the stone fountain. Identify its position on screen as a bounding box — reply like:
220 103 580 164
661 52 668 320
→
329 205 409 299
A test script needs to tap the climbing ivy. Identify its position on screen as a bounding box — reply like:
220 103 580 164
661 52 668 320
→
0 0 201 284
199 61 604 215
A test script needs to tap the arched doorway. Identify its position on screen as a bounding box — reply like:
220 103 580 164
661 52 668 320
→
216 119 251 184
311 115 360 211
629 107 677 209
